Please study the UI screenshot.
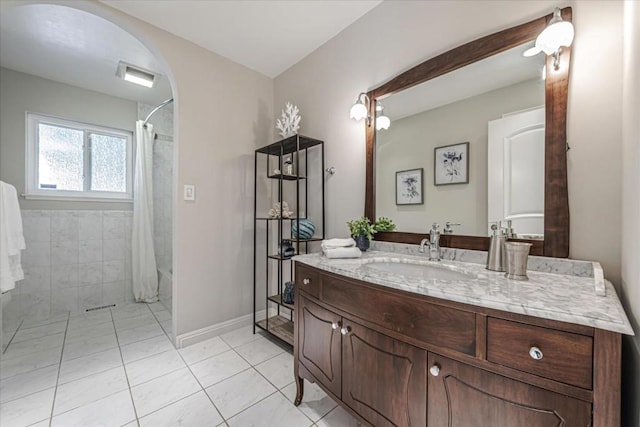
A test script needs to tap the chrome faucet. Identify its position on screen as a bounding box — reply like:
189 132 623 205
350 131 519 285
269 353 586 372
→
419 223 441 261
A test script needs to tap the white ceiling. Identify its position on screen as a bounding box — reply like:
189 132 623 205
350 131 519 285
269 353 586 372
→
100 0 382 78
0 3 173 105
382 41 545 121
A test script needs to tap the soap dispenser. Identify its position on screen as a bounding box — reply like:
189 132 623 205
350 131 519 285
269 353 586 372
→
486 222 507 272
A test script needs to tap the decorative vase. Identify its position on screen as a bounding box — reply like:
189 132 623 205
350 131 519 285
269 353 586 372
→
292 219 315 240
354 235 370 252
283 281 295 304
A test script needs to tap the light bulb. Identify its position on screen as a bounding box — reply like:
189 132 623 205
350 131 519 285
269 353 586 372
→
350 102 368 121
535 8 574 55
376 115 390 130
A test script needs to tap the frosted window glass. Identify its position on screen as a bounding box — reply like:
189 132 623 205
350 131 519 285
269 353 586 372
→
90 133 127 192
38 123 83 191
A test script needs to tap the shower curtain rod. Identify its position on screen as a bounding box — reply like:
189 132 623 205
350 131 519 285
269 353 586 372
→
143 98 174 127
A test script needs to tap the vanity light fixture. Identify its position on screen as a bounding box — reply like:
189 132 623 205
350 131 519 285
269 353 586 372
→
350 92 372 125
375 103 391 131
536 8 574 69
116 61 156 88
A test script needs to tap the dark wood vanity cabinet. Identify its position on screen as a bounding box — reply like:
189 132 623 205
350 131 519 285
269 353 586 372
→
294 263 621 427
297 295 426 426
427 353 591 426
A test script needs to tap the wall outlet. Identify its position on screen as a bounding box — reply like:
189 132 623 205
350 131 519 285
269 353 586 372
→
183 184 195 201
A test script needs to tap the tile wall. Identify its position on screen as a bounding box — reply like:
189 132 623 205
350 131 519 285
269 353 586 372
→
18 210 134 318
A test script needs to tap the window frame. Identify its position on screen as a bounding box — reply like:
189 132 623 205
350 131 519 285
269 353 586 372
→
25 112 134 202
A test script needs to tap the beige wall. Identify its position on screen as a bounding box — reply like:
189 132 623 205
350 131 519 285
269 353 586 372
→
275 0 625 282
276 0 638 420
621 1 640 425
3 0 275 337
275 0 560 241
567 1 623 285
376 79 543 235
0 67 137 210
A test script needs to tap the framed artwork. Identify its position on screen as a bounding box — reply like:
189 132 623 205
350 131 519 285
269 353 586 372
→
396 168 423 205
434 142 469 185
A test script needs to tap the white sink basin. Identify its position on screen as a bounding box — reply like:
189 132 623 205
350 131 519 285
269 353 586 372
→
362 260 475 281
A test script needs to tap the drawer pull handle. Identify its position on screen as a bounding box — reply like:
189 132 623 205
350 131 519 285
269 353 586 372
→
331 322 341 330
429 364 440 377
303 278 310 285
529 346 544 360
340 326 351 335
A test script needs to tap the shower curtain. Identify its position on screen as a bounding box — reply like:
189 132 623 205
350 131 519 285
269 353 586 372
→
132 120 158 302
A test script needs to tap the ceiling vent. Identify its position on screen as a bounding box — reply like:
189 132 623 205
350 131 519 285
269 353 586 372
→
116 61 156 88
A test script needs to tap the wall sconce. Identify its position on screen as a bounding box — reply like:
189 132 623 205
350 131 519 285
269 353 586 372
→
523 7 574 69
375 103 391 131
350 92 372 125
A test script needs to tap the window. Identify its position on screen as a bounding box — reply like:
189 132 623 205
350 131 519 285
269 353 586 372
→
26 113 133 201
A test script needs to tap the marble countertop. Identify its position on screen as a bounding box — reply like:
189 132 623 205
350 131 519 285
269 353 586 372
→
293 250 633 335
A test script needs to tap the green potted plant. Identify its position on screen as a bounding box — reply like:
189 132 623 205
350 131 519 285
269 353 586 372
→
374 217 396 232
347 216 376 251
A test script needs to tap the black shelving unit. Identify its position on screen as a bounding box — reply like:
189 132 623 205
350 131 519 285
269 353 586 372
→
253 135 325 345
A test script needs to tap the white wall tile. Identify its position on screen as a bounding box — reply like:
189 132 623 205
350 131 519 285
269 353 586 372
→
24 242 51 267
22 216 51 243
51 214 79 242
16 210 136 329
103 215 125 239
22 266 51 293
102 281 125 306
103 239 124 261
51 241 78 265
79 240 102 263
51 265 79 289
78 262 102 286
78 212 103 241
103 260 125 283
79 285 102 311
51 288 79 315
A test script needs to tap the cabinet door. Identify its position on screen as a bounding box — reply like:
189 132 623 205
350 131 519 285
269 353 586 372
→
342 318 426 427
297 296 342 398
427 353 591 427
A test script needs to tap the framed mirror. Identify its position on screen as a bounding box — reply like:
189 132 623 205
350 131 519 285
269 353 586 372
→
364 8 572 257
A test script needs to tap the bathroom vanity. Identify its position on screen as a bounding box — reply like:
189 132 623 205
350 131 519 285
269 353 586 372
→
292 250 632 427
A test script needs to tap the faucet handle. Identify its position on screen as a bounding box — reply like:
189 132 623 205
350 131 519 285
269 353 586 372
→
444 222 460 234
430 223 440 232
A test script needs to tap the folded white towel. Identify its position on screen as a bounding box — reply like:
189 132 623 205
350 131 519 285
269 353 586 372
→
321 238 355 250
324 247 362 259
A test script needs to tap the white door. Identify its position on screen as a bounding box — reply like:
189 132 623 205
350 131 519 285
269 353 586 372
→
488 107 544 238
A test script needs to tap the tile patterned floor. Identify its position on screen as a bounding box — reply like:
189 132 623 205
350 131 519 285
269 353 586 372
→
0 303 359 427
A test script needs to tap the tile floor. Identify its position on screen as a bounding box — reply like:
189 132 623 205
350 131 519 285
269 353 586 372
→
0 303 360 427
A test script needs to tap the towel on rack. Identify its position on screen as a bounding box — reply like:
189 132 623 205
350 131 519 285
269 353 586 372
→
1 181 25 293
323 246 362 259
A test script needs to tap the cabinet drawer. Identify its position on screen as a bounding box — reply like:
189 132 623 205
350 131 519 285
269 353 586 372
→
487 318 593 389
322 275 476 355
295 264 321 299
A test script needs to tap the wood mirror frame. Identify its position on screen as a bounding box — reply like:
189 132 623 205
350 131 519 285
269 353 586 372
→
364 8 571 257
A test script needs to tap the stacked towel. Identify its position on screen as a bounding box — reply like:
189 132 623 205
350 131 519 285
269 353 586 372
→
0 181 25 293
321 238 361 259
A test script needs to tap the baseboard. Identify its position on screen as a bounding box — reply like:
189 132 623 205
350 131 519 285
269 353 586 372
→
175 309 273 349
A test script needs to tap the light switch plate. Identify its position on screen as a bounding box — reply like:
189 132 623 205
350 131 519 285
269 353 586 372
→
183 184 195 201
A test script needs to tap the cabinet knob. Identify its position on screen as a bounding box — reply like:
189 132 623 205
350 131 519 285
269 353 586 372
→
340 326 351 335
429 364 440 377
529 346 543 360
331 321 341 330
303 278 310 285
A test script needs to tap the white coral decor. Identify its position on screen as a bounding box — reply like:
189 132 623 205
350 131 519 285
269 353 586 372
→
276 102 301 138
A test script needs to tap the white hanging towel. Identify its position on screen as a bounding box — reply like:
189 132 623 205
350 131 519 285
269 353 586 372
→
0 181 25 293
